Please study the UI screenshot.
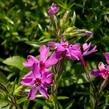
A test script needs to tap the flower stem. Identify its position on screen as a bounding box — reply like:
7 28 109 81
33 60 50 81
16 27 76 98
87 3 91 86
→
51 60 63 109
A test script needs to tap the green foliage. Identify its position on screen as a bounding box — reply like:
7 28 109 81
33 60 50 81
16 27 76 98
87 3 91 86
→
3 56 25 70
0 0 109 109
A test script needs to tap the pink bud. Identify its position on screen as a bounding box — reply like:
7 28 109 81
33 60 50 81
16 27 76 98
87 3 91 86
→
48 3 59 15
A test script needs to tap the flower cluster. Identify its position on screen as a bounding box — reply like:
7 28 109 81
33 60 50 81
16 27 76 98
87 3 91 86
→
48 38 97 66
21 2 100 101
21 38 97 100
21 45 58 100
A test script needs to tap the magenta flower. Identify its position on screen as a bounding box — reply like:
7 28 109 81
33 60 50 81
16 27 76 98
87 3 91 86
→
48 3 59 15
21 63 53 100
82 42 97 56
92 52 109 79
80 42 97 67
23 45 58 71
48 38 81 60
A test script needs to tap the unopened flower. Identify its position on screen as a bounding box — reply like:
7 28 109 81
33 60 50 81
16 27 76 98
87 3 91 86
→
48 3 59 15
92 52 109 79
21 63 53 100
85 31 93 36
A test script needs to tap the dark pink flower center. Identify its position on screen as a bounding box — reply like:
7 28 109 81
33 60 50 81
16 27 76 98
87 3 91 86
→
62 43 68 48
104 70 109 74
35 78 41 87
40 61 45 71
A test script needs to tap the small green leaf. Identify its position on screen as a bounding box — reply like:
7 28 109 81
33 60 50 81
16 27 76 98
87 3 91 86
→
17 97 28 104
0 82 9 93
0 71 9 85
3 56 25 70
57 96 69 100
71 11 76 25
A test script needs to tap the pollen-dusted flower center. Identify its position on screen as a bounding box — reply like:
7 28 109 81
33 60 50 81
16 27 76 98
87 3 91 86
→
35 78 41 86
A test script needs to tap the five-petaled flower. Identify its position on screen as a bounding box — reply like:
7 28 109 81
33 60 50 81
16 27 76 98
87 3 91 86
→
92 52 109 79
23 45 58 71
21 63 53 100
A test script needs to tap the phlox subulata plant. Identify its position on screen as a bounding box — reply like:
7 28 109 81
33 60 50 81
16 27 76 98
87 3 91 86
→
0 1 109 109
20 2 108 109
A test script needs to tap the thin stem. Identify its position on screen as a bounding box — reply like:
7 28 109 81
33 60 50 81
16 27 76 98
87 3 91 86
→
99 78 109 93
10 96 20 109
50 15 61 38
51 60 63 109
83 61 99 109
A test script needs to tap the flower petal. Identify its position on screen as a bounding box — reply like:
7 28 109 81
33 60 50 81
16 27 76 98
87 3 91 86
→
45 52 58 67
39 86 49 99
101 73 108 79
69 50 81 60
83 46 97 56
28 87 37 100
48 42 56 46
32 63 41 79
104 52 109 65
21 78 33 86
83 43 91 51
51 43 65 52
23 55 38 68
22 71 33 79
39 45 49 63
60 38 66 43
69 44 81 50
42 70 53 85
91 69 101 77
98 62 105 71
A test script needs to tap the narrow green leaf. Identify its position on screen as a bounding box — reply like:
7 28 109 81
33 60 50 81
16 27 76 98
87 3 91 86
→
71 11 76 25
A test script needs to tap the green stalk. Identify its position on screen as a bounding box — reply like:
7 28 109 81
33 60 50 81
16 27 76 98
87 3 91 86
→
51 60 63 109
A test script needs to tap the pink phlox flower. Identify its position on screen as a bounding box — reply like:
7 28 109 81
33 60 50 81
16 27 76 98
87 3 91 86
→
21 63 53 100
48 38 81 60
23 45 58 71
92 52 109 79
48 2 59 15
82 42 97 56
92 62 109 79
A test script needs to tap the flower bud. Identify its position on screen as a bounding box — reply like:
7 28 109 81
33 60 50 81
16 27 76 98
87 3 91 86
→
85 31 93 36
48 3 59 15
